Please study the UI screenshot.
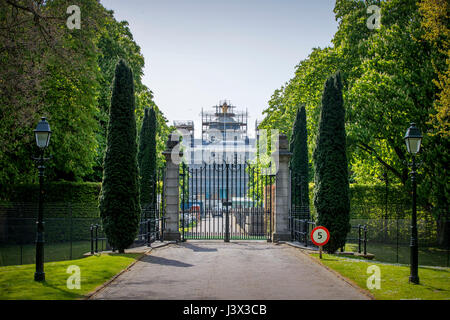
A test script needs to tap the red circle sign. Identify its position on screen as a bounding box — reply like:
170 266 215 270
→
310 226 330 246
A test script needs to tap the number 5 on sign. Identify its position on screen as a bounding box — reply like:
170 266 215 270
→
311 226 330 259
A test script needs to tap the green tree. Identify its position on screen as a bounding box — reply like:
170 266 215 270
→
290 105 310 217
99 60 140 252
259 46 341 182
313 72 350 253
0 1 169 193
88 10 170 181
260 0 448 229
138 107 157 221
0 0 106 186
418 0 450 245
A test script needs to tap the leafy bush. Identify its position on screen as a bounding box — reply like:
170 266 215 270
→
3 181 101 204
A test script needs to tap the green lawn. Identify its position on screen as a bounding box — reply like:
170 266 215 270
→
344 242 449 267
0 253 141 300
311 253 450 300
0 241 109 267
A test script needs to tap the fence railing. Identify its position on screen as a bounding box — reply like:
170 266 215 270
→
290 217 367 254
345 224 367 255
289 216 449 267
89 217 166 254
0 202 166 267
290 217 316 247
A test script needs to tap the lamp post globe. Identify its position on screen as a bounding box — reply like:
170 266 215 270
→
34 117 52 149
34 117 51 282
404 123 422 154
404 123 422 285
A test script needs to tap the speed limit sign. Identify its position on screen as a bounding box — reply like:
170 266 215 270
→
310 226 330 246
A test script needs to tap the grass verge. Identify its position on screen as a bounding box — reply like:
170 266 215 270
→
310 253 450 300
0 253 141 300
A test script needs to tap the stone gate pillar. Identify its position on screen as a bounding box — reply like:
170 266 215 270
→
162 134 181 241
272 134 292 242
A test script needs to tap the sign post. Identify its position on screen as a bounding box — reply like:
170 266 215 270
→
310 226 330 259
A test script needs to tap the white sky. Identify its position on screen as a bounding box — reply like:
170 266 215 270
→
100 0 338 138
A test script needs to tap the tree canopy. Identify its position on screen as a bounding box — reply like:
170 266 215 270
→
0 0 169 189
259 0 449 225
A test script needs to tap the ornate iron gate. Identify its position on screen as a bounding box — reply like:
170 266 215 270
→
180 162 274 241
139 167 166 244
289 170 311 243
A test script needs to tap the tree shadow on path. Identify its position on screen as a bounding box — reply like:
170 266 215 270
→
182 243 218 252
140 255 194 268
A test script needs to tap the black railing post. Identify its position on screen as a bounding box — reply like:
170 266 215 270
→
225 163 230 243
396 217 399 263
95 224 99 253
304 220 308 247
358 224 362 254
161 217 165 242
147 219 151 247
364 225 367 256
69 203 73 260
90 224 94 254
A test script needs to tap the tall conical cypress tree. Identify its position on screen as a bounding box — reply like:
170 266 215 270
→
138 107 157 221
99 60 140 253
313 72 350 253
290 105 310 218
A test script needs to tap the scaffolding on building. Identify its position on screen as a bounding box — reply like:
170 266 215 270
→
201 100 248 143
173 120 194 147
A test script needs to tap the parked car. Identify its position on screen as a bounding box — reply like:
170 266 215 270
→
181 212 196 227
211 205 223 217
190 205 201 220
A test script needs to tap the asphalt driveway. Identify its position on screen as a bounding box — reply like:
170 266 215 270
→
91 241 370 300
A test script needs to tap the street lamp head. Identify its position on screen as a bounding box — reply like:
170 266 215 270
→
34 117 51 149
404 123 422 154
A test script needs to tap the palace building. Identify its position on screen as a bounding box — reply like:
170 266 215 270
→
174 100 258 205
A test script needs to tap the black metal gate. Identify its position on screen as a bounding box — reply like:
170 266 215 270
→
289 170 311 244
180 162 274 241
140 168 166 244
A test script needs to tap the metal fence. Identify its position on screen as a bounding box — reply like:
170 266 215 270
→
89 217 164 254
289 214 449 267
347 218 449 267
0 202 165 267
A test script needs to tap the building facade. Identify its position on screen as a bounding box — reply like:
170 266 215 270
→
174 100 258 206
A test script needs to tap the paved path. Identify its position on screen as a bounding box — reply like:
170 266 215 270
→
91 241 370 300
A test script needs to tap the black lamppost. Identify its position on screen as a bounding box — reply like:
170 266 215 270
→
404 122 422 284
33 117 51 282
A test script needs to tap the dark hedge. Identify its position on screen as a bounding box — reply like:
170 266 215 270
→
3 181 101 204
